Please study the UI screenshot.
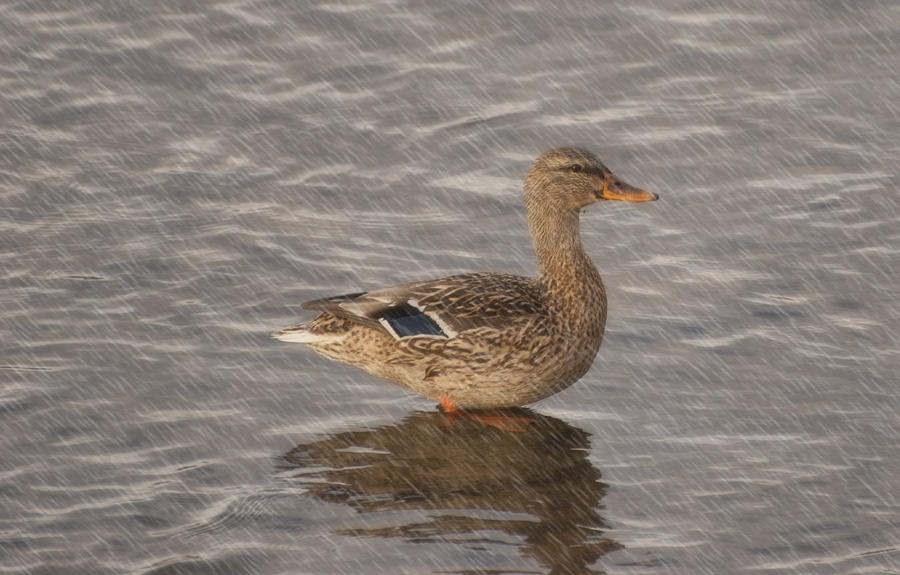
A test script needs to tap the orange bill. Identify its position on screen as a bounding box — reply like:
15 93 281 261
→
600 178 659 202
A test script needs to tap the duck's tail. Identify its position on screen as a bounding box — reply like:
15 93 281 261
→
271 322 342 344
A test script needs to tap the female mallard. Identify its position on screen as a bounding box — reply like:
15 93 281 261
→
274 147 657 410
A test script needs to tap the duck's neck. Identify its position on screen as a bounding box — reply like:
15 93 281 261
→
525 197 601 287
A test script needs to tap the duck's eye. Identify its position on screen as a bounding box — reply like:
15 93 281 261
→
569 164 584 173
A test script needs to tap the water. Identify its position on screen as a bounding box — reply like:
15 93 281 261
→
2 1 899 573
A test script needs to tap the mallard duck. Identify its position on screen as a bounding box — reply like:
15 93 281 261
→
274 147 657 410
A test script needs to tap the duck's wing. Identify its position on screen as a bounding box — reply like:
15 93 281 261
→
302 272 544 340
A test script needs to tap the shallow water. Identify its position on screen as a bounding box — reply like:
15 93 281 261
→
2 1 899 574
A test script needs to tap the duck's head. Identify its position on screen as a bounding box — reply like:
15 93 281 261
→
525 147 658 211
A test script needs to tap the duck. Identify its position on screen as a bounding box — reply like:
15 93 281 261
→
273 147 658 411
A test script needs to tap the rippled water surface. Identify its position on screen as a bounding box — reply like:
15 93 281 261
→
3 1 899 574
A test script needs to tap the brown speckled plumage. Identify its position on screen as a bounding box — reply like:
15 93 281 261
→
274 148 657 408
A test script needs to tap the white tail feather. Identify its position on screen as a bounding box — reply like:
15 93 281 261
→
272 327 343 344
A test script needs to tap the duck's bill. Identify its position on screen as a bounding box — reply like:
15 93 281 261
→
600 180 659 202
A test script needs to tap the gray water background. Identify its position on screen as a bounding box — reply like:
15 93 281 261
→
2 1 899 574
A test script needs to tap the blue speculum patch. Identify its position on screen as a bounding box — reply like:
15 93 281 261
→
379 305 446 337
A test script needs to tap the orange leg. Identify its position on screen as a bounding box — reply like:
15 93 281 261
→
439 395 533 432
440 394 459 414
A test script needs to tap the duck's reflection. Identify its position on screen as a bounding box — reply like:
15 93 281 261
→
281 409 621 574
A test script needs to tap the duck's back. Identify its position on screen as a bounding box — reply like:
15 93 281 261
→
293 272 544 340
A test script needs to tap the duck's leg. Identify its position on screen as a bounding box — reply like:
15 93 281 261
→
439 395 533 432
438 394 461 429
439 394 459 414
